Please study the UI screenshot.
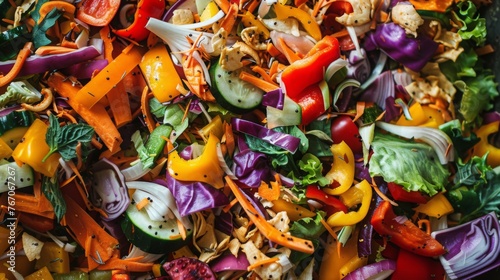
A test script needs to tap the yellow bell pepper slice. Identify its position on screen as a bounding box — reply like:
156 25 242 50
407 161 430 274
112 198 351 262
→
11 119 60 177
0 138 12 159
324 141 355 196
327 180 372 227
273 3 322 41
413 192 454 218
240 11 270 39
200 1 220 22
270 199 315 221
472 121 500 167
34 242 70 274
139 44 184 103
75 44 146 108
167 133 225 189
319 228 366 280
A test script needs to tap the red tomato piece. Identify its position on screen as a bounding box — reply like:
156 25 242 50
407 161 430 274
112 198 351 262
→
76 0 121 26
330 115 363 154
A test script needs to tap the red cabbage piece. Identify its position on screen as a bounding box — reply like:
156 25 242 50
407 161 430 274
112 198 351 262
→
347 49 371 83
211 252 250 272
214 211 233 236
431 212 500 280
232 118 301 153
89 158 129 221
0 44 102 77
262 88 285 110
232 147 273 188
155 173 230 217
343 259 396 280
364 23 438 72
62 59 108 80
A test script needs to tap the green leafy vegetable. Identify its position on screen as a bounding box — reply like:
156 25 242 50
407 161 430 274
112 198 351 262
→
42 175 66 223
44 114 95 162
31 7 63 48
149 97 166 118
131 130 155 169
0 81 41 108
289 212 326 263
289 153 330 187
452 0 487 46
368 133 449 196
362 105 384 124
456 72 499 124
439 119 480 158
163 103 189 141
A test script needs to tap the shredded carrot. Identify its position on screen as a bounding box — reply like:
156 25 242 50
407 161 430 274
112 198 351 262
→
246 0 260 13
251 65 274 84
277 37 302 64
135 197 150 211
266 42 282 58
258 180 281 202
21 87 53 112
295 0 308 8
320 218 339 241
239 71 279 92
99 25 115 63
331 32 350 44
417 219 431 235
140 87 156 133
475 44 495 56
247 257 280 271
214 0 230 13
219 2 239 33
312 0 327 17
91 137 104 150
107 81 133 128
379 10 389 23
60 39 78 49
371 178 398 207
0 42 32 87
177 219 187 240
269 60 280 77
97 255 153 272
35 46 75 56
370 0 385 29
222 197 239 213
352 101 366 122
223 122 235 156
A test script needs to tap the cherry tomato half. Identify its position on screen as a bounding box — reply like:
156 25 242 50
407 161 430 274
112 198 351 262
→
330 115 363 154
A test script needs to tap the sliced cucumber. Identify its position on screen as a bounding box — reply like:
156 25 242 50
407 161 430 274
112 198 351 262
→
266 96 302 129
121 203 192 254
0 110 35 136
209 60 264 113
0 160 34 193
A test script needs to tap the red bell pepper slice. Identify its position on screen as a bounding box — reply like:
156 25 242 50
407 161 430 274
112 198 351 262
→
371 201 446 257
391 249 446 280
114 0 166 42
280 35 340 101
387 182 430 204
305 185 348 216
296 81 329 125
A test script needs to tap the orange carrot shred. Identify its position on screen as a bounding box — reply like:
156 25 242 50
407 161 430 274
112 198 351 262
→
418 219 431 235
0 42 32 87
135 197 150 211
141 87 156 133
277 37 301 64
258 180 281 201
352 101 366 122
371 178 399 207
239 71 279 92
247 257 280 271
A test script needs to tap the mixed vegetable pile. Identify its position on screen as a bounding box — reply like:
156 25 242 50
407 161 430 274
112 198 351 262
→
1 0 500 279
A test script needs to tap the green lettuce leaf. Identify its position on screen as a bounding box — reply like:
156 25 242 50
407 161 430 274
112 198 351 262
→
289 153 330 187
456 72 499 123
368 133 449 196
439 119 480 158
453 0 487 46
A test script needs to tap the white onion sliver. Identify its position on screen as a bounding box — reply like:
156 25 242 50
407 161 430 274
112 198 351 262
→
121 162 151 181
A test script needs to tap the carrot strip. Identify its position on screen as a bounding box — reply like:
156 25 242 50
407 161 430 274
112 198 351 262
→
258 180 281 202
247 257 280 271
251 66 274 84
246 0 260 13
476 44 495 56
219 2 239 33
320 218 339 241
177 218 187 240
329 29 350 38
352 101 365 122
99 25 115 62
266 42 282 58
135 197 150 211
64 195 119 271
107 81 132 128
97 256 154 272
0 42 32 87
417 219 431 235
214 0 230 13
21 87 53 112
371 178 398 207
239 71 279 92
35 46 75 56
222 197 239 213
141 87 156 133
47 72 123 154
277 37 301 64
